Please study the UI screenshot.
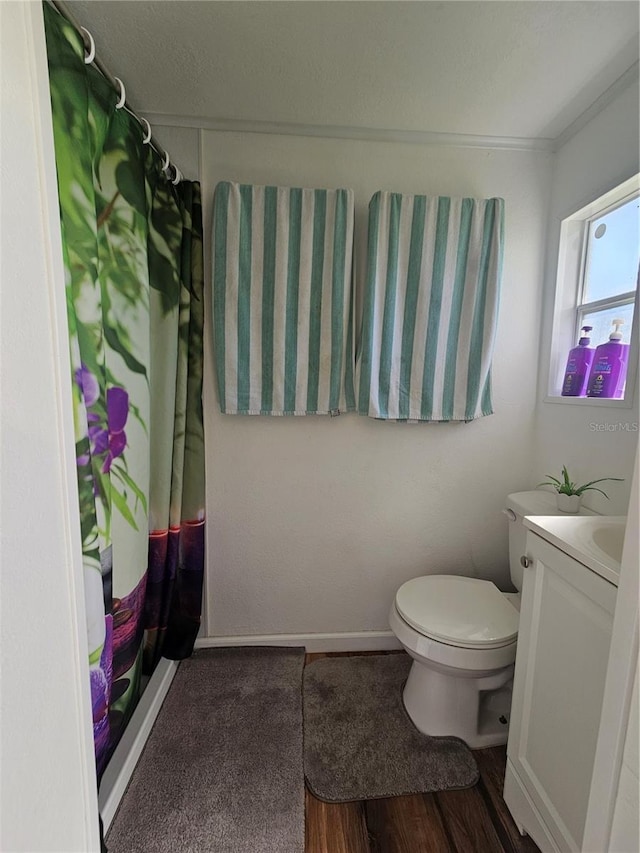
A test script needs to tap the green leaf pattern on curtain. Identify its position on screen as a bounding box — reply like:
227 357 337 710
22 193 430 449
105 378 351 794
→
44 3 205 776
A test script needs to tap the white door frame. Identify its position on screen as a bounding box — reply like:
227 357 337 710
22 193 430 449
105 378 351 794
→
0 3 100 850
584 443 639 851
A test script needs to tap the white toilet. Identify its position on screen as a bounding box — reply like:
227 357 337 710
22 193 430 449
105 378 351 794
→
389 490 593 748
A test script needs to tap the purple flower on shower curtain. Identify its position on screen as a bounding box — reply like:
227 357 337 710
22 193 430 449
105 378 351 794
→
103 387 128 472
89 386 129 472
91 613 113 772
75 364 129 473
75 364 100 407
75 364 100 467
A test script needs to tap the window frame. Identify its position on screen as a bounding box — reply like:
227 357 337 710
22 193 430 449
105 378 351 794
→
545 175 640 408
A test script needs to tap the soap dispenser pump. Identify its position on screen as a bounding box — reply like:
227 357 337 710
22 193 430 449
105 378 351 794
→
561 325 595 396
586 319 630 399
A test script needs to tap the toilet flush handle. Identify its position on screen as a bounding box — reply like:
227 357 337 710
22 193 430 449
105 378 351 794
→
520 556 532 568
503 509 517 522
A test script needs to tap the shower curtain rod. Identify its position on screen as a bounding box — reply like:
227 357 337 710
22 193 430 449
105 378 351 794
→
46 0 181 183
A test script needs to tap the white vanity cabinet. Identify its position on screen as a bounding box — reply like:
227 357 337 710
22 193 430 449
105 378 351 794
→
504 527 618 853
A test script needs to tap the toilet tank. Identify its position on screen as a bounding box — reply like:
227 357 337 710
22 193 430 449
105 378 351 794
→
504 490 597 591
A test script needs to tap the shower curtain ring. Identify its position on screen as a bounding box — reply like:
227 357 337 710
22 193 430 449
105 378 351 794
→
162 151 171 173
172 167 182 185
80 27 96 64
114 77 126 109
140 117 152 144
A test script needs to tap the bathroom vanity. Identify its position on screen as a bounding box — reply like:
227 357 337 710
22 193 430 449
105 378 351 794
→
504 515 625 852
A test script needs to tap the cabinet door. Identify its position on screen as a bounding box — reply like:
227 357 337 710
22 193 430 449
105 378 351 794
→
507 533 617 852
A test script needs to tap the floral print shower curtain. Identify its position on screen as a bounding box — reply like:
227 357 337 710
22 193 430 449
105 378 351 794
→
44 4 205 776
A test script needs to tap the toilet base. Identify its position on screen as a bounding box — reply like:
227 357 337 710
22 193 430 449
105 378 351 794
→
403 658 514 749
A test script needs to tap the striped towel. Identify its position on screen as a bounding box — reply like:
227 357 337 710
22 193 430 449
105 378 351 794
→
213 182 355 415
357 193 504 422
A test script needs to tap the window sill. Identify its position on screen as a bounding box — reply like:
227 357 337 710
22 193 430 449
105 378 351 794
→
544 394 635 409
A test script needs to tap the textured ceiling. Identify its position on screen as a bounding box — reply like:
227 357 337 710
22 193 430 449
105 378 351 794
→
67 0 639 140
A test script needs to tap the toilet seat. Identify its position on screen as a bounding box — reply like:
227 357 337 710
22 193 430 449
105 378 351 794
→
395 575 519 650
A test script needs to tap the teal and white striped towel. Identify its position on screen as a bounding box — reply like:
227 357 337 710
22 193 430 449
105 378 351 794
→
357 193 504 422
213 181 355 415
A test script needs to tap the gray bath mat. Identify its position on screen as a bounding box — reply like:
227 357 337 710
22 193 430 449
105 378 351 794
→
303 653 479 802
106 647 305 853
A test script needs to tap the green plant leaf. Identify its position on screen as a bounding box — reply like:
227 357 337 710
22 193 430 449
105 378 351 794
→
127 399 149 436
537 475 562 489
575 486 611 498
111 487 139 531
115 161 147 216
89 646 102 666
112 464 148 514
578 477 623 489
539 467 624 497
103 323 147 377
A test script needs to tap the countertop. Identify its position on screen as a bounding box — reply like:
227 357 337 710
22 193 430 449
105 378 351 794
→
523 515 626 586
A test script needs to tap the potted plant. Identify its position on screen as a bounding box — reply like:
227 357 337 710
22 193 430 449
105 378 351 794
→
537 466 623 513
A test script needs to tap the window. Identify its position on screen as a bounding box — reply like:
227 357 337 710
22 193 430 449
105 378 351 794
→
548 175 639 404
579 194 638 347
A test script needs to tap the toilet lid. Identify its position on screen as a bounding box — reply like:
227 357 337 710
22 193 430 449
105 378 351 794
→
395 575 519 648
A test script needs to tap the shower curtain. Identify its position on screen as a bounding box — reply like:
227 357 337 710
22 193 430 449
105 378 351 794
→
44 4 205 776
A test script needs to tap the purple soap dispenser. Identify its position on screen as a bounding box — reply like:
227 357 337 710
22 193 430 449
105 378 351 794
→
561 325 595 396
586 319 630 399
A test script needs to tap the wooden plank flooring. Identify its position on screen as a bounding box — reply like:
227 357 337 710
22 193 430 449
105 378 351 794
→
304 653 539 853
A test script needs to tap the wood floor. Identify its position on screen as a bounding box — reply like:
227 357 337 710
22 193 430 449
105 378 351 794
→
304 653 539 853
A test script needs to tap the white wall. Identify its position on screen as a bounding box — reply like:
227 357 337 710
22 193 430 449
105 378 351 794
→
172 127 551 641
534 80 640 516
0 3 99 850
155 77 639 647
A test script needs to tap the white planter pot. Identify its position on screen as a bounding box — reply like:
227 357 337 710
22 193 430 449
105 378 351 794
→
557 493 581 513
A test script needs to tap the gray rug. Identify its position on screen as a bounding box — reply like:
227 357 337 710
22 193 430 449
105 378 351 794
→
106 647 305 853
303 654 479 802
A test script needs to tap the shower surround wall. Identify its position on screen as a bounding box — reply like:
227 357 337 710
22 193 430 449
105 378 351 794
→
150 126 551 644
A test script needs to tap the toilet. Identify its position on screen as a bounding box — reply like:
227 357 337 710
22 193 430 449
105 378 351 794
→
389 490 593 748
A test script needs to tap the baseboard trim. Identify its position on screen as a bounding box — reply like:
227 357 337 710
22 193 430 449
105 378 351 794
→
194 630 402 653
98 657 179 832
